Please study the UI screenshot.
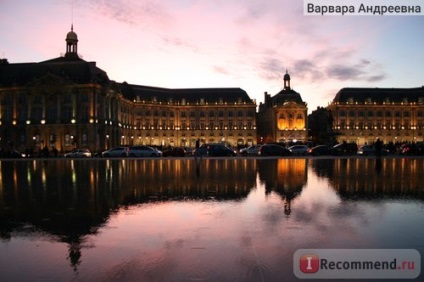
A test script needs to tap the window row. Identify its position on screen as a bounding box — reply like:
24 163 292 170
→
339 110 423 117
346 97 424 104
133 121 255 130
0 94 91 105
135 110 255 118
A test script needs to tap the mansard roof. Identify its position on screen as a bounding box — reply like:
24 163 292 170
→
117 82 255 104
0 58 110 87
333 87 424 103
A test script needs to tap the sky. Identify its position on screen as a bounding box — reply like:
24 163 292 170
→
1 0 424 112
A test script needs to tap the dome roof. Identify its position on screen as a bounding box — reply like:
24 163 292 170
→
66 25 78 41
273 89 304 105
284 71 290 80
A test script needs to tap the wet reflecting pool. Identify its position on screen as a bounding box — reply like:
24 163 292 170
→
1 158 424 281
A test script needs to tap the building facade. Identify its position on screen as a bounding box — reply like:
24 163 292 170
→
257 72 308 144
327 87 424 145
117 83 257 149
0 27 257 154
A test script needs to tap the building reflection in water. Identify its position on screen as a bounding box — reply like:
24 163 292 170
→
310 158 424 199
257 159 308 216
1 158 424 274
0 159 257 271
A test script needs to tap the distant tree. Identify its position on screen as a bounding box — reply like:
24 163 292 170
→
308 107 337 145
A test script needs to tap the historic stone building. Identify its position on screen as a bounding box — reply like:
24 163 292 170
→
118 83 257 149
0 26 257 154
257 72 308 144
327 87 424 144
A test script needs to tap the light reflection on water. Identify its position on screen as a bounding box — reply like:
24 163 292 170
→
1 158 424 281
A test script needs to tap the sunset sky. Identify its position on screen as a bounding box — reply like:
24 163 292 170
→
1 0 423 111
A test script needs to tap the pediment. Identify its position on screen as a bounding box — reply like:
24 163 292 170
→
281 100 306 108
26 73 74 88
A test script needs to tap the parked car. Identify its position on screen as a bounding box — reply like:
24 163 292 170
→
64 149 92 158
258 144 291 156
128 146 162 157
288 145 309 155
207 144 237 157
240 145 261 156
330 143 358 156
162 147 186 157
357 145 389 156
195 143 209 156
398 143 424 156
195 143 236 157
182 147 194 156
308 145 331 156
0 149 24 158
101 147 129 158
357 145 375 156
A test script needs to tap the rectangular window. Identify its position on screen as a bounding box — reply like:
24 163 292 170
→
80 93 89 102
63 95 71 104
18 94 27 105
82 133 88 146
2 107 12 122
80 107 89 122
18 108 28 122
33 95 42 104
247 121 252 129
62 106 72 121
31 107 42 120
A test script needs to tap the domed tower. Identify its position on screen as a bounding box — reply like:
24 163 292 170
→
283 70 291 90
65 25 78 58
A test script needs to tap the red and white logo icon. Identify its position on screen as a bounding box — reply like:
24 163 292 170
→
300 254 319 273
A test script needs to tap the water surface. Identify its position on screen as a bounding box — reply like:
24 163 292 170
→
1 158 423 281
